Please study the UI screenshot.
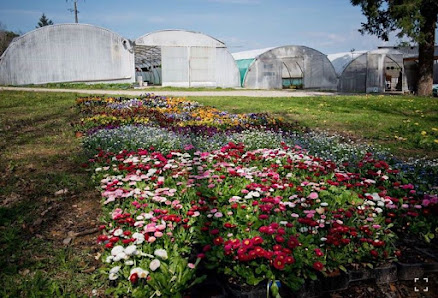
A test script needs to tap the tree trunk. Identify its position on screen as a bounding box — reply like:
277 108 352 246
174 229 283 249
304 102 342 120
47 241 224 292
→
417 1 437 96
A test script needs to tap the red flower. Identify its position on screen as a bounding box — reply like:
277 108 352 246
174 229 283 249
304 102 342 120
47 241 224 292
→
130 273 139 284
109 237 119 243
285 256 295 264
210 229 220 235
314 248 324 257
213 237 224 245
273 257 285 270
203 244 212 252
275 235 285 243
273 244 282 251
287 236 300 249
313 261 324 271
370 250 379 258
253 236 263 245
242 239 253 248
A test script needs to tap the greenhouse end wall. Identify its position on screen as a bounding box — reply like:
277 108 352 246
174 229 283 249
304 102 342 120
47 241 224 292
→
0 24 135 86
241 46 338 90
135 30 240 88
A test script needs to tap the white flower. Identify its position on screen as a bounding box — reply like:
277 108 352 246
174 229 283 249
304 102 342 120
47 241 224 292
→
110 266 121 274
130 267 149 279
320 202 328 207
132 232 145 244
111 246 124 256
113 229 123 237
113 252 127 262
125 260 134 266
149 259 161 271
105 256 113 263
109 273 118 280
154 249 168 260
125 245 137 256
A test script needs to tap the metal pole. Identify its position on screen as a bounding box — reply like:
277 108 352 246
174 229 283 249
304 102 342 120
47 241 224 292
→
74 1 78 23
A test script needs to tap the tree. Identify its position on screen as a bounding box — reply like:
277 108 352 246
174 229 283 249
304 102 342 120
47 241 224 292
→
36 13 54 28
350 0 438 96
0 22 19 56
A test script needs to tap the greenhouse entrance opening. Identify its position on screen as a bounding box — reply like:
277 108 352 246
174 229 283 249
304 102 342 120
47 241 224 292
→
281 57 304 89
384 56 403 92
135 46 162 86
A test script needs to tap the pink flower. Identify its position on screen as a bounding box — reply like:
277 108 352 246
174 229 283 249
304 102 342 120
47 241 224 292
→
308 192 318 200
188 263 196 269
148 236 156 243
154 231 163 238
214 212 223 218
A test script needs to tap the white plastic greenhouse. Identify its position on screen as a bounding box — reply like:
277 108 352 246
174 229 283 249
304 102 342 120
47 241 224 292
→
331 48 406 93
134 30 240 88
0 24 135 86
232 46 338 90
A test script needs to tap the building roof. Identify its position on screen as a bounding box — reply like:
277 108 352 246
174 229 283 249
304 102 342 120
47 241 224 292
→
135 29 225 48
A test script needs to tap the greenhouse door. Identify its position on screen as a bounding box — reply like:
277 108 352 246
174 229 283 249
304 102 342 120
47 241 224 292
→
189 47 216 87
280 57 304 89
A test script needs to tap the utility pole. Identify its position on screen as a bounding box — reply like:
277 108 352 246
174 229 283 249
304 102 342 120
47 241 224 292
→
74 0 78 23
67 0 79 23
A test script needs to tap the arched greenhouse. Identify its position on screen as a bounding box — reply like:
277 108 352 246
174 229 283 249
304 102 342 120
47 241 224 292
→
0 24 135 85
134 30 240 87
232 46 338 90
334 49 406 93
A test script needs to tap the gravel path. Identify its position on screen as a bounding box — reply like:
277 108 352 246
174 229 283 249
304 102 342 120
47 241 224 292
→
0 86 337 97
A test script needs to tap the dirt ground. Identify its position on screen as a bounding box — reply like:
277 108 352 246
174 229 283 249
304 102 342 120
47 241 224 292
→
0 86 337 98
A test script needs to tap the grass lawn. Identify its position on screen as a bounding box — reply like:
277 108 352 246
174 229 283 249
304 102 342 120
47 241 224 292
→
0 90 436 296
0 91 103 296
191 94 438 158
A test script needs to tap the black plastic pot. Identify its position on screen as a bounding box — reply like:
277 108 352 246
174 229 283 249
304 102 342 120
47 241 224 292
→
296 279 323 298
191 277 227 298
320 272 350 292
349 268 374 282
423 262 438 273
374 264 398 284
224 281 268 298
396 262 424 281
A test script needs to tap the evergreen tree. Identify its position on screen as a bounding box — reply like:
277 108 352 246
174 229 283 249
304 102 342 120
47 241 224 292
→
351 0 438 96
36 13 54 28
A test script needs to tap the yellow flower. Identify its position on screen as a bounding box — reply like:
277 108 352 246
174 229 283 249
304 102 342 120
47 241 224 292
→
421 131 427 136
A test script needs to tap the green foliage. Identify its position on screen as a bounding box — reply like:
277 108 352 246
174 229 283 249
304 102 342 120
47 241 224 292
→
350 0 437 42
36 13 54 28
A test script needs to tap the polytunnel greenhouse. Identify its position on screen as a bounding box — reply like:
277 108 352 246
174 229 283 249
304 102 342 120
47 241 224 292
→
332 49 406 93
232 46 338 90
134 30 240 87
0 24 135 86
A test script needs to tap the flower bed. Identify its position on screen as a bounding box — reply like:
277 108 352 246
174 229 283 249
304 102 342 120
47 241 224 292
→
75 95 438 296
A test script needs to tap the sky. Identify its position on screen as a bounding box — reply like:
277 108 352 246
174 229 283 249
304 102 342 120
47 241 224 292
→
0 0 436 55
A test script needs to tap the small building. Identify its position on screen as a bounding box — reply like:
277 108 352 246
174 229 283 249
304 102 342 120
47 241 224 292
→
134 30 240 88
0 24 135 85
232 46 338 90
